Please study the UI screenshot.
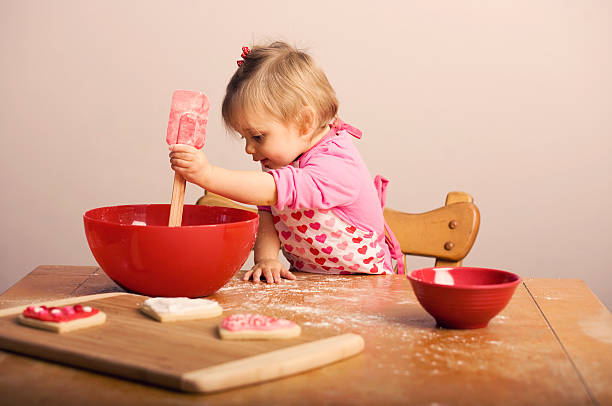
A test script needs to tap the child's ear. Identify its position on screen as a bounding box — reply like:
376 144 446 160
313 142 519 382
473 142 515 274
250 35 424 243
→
297 107 317 137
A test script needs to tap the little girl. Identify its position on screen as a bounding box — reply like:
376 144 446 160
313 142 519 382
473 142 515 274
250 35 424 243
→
169 41 402 283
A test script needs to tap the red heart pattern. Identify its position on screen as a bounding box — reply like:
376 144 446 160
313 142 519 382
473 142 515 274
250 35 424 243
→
268 208 391 275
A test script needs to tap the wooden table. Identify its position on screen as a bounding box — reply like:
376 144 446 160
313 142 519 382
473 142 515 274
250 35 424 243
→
1 266 611 406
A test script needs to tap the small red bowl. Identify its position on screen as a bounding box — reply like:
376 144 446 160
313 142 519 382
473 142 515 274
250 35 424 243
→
83 204 258 297
407 267 521 329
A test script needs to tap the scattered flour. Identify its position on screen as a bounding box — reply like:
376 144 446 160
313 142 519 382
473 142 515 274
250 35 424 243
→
213 274 518 377
215 275 412 335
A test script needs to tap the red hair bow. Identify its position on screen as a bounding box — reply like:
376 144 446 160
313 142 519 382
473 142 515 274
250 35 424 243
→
236 46 250 67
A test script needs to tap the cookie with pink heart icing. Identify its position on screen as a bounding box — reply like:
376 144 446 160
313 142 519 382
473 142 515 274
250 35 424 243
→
18 304 106 333
218 313 301 340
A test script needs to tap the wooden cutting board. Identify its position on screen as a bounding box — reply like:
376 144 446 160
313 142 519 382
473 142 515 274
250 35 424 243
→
0 293 364 393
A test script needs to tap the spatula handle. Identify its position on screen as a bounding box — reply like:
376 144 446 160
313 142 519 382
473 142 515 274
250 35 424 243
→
169 172 186 227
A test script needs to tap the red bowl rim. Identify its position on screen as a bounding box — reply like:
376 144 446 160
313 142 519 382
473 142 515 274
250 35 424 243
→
83 204 258 229
407 266 522 290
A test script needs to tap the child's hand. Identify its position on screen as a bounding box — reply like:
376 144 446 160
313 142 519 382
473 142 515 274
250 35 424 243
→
244 259 296 284
169 144 211 186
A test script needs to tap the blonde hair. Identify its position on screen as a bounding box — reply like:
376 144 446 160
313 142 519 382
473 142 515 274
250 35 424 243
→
222 41 338 135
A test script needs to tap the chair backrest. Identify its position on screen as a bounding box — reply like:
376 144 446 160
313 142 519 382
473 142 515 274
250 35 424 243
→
384 191 480 270
196 192 258 213
196 190 480 271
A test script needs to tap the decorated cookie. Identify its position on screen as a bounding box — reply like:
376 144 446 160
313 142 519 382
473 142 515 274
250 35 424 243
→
219 314 301 340
140 297 223 322
18 304 106 333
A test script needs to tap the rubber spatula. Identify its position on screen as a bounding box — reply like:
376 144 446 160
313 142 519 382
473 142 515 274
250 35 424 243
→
166 90 210 227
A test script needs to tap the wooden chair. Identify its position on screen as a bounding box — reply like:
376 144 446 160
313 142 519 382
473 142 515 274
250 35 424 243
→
195 190 480 271
383 191 480 270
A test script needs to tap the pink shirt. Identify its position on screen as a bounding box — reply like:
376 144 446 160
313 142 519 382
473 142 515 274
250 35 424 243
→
260 127 385 237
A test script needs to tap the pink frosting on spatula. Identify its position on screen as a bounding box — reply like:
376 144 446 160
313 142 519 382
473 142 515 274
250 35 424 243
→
166 90 210 149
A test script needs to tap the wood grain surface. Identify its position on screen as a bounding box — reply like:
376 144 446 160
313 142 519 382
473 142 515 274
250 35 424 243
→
524 278 612 406
168 172 186 226
0 292 363 393
1 266 610 405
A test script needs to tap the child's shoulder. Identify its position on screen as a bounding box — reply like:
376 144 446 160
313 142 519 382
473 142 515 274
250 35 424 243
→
307 130 359 159
299 137 359 173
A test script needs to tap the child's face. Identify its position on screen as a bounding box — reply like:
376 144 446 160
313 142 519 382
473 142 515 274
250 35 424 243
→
239 115 310 170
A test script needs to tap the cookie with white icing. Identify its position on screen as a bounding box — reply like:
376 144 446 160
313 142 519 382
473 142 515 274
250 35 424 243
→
219 314 301 340
18 304 106 333
140 297 223 322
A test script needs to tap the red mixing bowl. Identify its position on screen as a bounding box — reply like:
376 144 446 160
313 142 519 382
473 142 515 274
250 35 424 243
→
407 267 521 329
83 204 258 297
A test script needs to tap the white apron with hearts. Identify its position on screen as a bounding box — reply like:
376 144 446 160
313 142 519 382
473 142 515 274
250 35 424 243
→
271 207 392 275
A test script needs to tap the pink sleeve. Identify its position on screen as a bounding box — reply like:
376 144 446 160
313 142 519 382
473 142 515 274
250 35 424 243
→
268 146 361 210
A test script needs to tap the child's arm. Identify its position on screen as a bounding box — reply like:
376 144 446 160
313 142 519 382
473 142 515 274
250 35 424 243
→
169 144 276 206
244 211 296 283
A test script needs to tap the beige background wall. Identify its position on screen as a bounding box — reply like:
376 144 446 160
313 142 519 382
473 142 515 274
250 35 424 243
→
1 1 610 310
